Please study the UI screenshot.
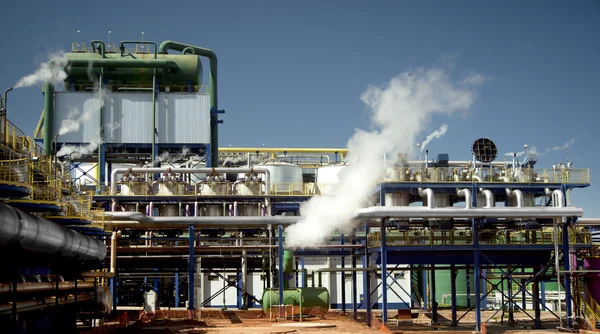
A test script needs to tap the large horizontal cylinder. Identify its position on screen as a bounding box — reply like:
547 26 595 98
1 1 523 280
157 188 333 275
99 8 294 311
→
63 53 201 90
262 287 329 315
0 281 95 295
0 204 107 261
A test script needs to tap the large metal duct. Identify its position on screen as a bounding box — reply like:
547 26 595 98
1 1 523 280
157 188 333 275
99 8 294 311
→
0 204 107 261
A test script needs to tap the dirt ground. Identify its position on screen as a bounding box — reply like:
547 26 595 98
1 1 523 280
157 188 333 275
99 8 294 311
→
82 308 569 334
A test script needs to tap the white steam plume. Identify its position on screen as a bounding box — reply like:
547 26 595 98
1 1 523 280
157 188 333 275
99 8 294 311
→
155 146 193 164
58 107 93 135
420 124 448 153
504 138 575 158
15 52 70 88
284 68 486 248
56 133 102 159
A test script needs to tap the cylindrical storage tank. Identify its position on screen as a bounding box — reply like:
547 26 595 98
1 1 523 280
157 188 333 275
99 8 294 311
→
254 162 303 195
385 193 409 206
123 204 144 213
261 288 329 315
63 53 202 90
158 205 179 217
423 194 450 208
584 257 600 303
199 183 229 196
236 183 262 196
283 250 294 274
316 163 348 195
237 204 259 216
198 205 223 216
434 267 478 307
507 193 535 207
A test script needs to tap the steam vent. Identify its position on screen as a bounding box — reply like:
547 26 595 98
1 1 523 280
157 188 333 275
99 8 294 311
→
0 37 597 333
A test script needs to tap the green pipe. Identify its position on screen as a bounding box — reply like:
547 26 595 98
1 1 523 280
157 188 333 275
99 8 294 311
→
151 69 156 167
66 59 179 70
98 73 104 183
318 272 322 287
298 288 303 321
182 47 195 55
90 40 106 57
158 41 218 166
43 83 54 154
119 40 157 59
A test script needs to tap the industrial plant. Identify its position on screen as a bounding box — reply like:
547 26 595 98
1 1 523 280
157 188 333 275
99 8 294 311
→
0 38 598 333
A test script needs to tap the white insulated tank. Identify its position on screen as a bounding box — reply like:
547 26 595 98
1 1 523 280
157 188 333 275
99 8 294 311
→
316 163 348 195
385 193 410 206
507 193 535 207
253 162 303 195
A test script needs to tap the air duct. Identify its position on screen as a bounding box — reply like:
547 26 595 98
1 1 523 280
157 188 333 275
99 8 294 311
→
0 204 107 261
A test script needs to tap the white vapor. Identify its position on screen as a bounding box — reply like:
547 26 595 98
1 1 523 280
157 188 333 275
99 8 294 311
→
15 52 69 88
284 68 486 248
56 133 102 159
420 124 449 153
58 107 93 135
504 138 575 159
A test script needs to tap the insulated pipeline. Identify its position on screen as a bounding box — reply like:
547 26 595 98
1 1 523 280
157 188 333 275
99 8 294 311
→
0 204 107 261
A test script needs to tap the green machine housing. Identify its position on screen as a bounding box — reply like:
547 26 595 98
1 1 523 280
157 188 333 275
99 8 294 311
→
63 53 202 92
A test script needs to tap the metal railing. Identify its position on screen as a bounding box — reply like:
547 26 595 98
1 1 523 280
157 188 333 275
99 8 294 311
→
580 286 600 330
31 180 61 202
379 167 590 185
62 195 92 220
367 228 591 247
0 158 31 189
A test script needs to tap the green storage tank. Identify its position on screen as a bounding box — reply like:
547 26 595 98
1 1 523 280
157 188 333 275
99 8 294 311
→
435 267 476 307
63 53 202 91
262 287 329 315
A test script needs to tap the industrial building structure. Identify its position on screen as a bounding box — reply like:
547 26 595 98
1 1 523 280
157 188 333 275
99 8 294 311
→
0 38 599 333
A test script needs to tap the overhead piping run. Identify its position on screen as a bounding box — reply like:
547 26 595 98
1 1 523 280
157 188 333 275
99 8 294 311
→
545 188 565 207
505 188 524 207
158 41 219 167
0 204 107 261
104 205 583 228
110 167 271 195
456 188 472 209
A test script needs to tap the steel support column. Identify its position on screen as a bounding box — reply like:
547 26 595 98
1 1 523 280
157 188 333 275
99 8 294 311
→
175 271 180 307
533 280 542 328
363 223 371 326
562 221 573 328
341 233 346 313
188 225 195 310
431 264 438 325
474 218 482 332
352 231 358 320
278 224 284 307
381 219 388 324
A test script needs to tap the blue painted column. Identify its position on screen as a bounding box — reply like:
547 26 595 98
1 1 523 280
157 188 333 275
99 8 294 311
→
474 218 482 331
188 225 195 310
562 221 573 328
431 265 438 324
237 269 242 308
175 272 180 307
301 257 305 288
98 145 106 191
421 268 428 310
341 233 346 312
363 223 371 327
154 268 160 294
352 231 358 320
541 281 546 311
381 219 388 324
278 225 284 307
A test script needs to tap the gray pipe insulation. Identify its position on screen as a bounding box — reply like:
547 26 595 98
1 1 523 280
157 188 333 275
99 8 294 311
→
0 204 107 261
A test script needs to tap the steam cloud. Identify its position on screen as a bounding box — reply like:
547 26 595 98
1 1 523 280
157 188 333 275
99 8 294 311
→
58 107 93 135
284 68 486 248
15 53 69 88
56 133 102 159
420 124 449 153
504 138 575 158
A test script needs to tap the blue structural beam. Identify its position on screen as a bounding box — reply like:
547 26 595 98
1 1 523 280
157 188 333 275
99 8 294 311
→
341 233 346 312
563 221 573 328
175 271 180 307
381 219 388 324
363 223 371 326
352 231 358 320
278 225 284 307
188 225 195 310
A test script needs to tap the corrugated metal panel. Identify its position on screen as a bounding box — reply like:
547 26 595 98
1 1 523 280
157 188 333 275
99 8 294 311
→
54 92 101 143
105 93 153 143
54 92 210 145
158 94 210 144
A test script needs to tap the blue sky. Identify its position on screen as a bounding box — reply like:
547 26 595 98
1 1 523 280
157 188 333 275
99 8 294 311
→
1 0 599 216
